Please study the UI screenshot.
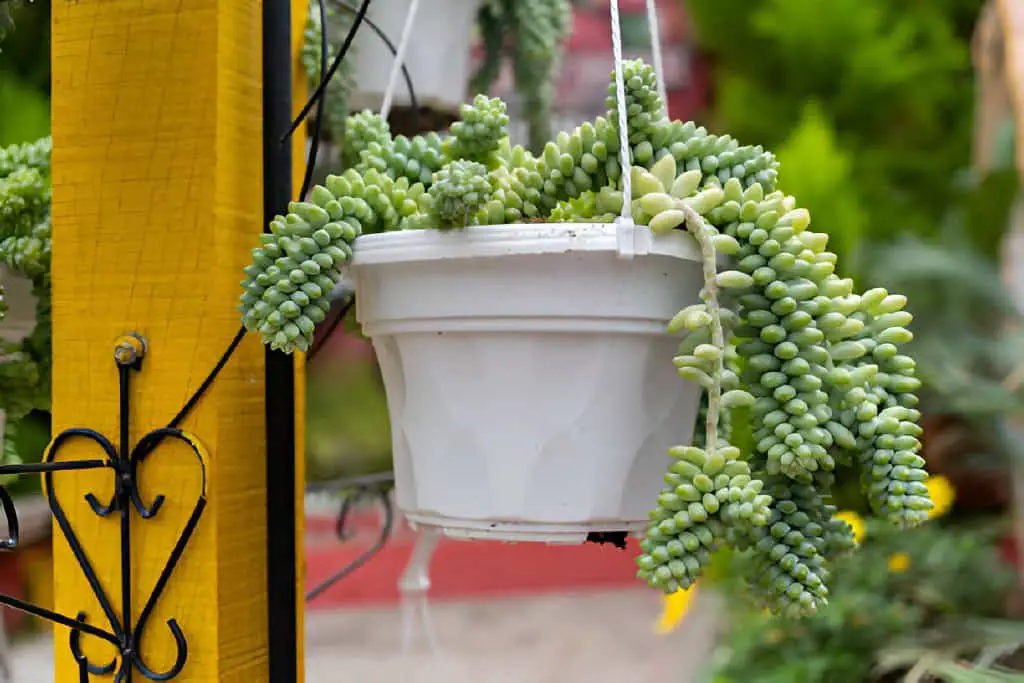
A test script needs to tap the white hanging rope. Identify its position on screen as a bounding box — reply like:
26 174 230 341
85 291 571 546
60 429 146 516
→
644 0 668 110
381 0 422 120
609 0 633 223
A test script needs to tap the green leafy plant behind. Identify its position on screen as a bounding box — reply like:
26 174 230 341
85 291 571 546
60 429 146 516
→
686 0 982 256
303 0 572 159
773 101 866 272
0 76 48 146
305 355 392 481
0 137 52 479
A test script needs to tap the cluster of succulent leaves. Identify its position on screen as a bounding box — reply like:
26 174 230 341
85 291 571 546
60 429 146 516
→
0 136 53 478
707 517 1021 683
239 58 932 615
471 0 573 154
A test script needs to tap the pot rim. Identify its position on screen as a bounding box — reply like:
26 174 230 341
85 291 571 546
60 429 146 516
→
351 222 702 266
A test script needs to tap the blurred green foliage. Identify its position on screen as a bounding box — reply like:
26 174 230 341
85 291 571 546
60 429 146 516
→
686 0 986 272
773 102 866 273
707 517 1023 683
305 349 392 481
858 230 1024 470
0 0 49 145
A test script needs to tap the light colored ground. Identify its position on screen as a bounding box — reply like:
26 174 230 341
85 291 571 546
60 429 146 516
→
7 588 722 682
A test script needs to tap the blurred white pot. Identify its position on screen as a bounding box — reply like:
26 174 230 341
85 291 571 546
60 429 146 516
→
351 0 483 115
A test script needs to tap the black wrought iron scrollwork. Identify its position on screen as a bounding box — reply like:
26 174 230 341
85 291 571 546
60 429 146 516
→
304 471 395 601
0 333 207 682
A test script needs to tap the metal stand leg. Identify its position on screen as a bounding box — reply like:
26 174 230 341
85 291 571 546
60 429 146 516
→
398 527 444 681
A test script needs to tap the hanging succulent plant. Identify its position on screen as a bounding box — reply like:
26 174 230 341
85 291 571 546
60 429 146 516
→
239 58 934 617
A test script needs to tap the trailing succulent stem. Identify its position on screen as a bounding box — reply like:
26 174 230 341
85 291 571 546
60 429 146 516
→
239 59 931 614
682 204 726 455
630 152 930 615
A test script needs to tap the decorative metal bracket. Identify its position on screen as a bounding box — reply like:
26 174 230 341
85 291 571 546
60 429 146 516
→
304 471 395 601
0 333 207 682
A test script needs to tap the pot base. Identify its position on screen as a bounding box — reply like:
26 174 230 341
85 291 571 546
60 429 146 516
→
404 512 647 545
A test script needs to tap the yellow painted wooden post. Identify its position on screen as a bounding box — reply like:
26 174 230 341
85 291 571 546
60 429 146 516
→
291 0 309 677
50 1 271 680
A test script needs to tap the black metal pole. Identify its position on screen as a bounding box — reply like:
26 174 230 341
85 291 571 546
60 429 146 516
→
262 1 299 681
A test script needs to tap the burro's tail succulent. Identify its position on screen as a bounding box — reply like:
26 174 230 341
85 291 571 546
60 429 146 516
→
623 153 930 616
238 58 931 616
429 160 492 228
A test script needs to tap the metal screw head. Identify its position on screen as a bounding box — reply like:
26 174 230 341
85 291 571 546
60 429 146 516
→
114 343 137 366
113 333 147 368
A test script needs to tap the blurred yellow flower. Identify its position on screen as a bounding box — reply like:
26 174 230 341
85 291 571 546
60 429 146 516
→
833 510 865 545
655 584 697 635
925 475 955 519
887 552 911 573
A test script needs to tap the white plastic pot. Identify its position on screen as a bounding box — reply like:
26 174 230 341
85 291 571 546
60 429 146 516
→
351 223 706 544
350 0 482 115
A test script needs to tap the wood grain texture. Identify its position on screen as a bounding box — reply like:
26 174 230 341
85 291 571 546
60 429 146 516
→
51 0 269 680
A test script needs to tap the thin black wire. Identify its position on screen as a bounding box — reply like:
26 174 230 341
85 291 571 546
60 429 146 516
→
172 0 371 425
167 326 246 429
